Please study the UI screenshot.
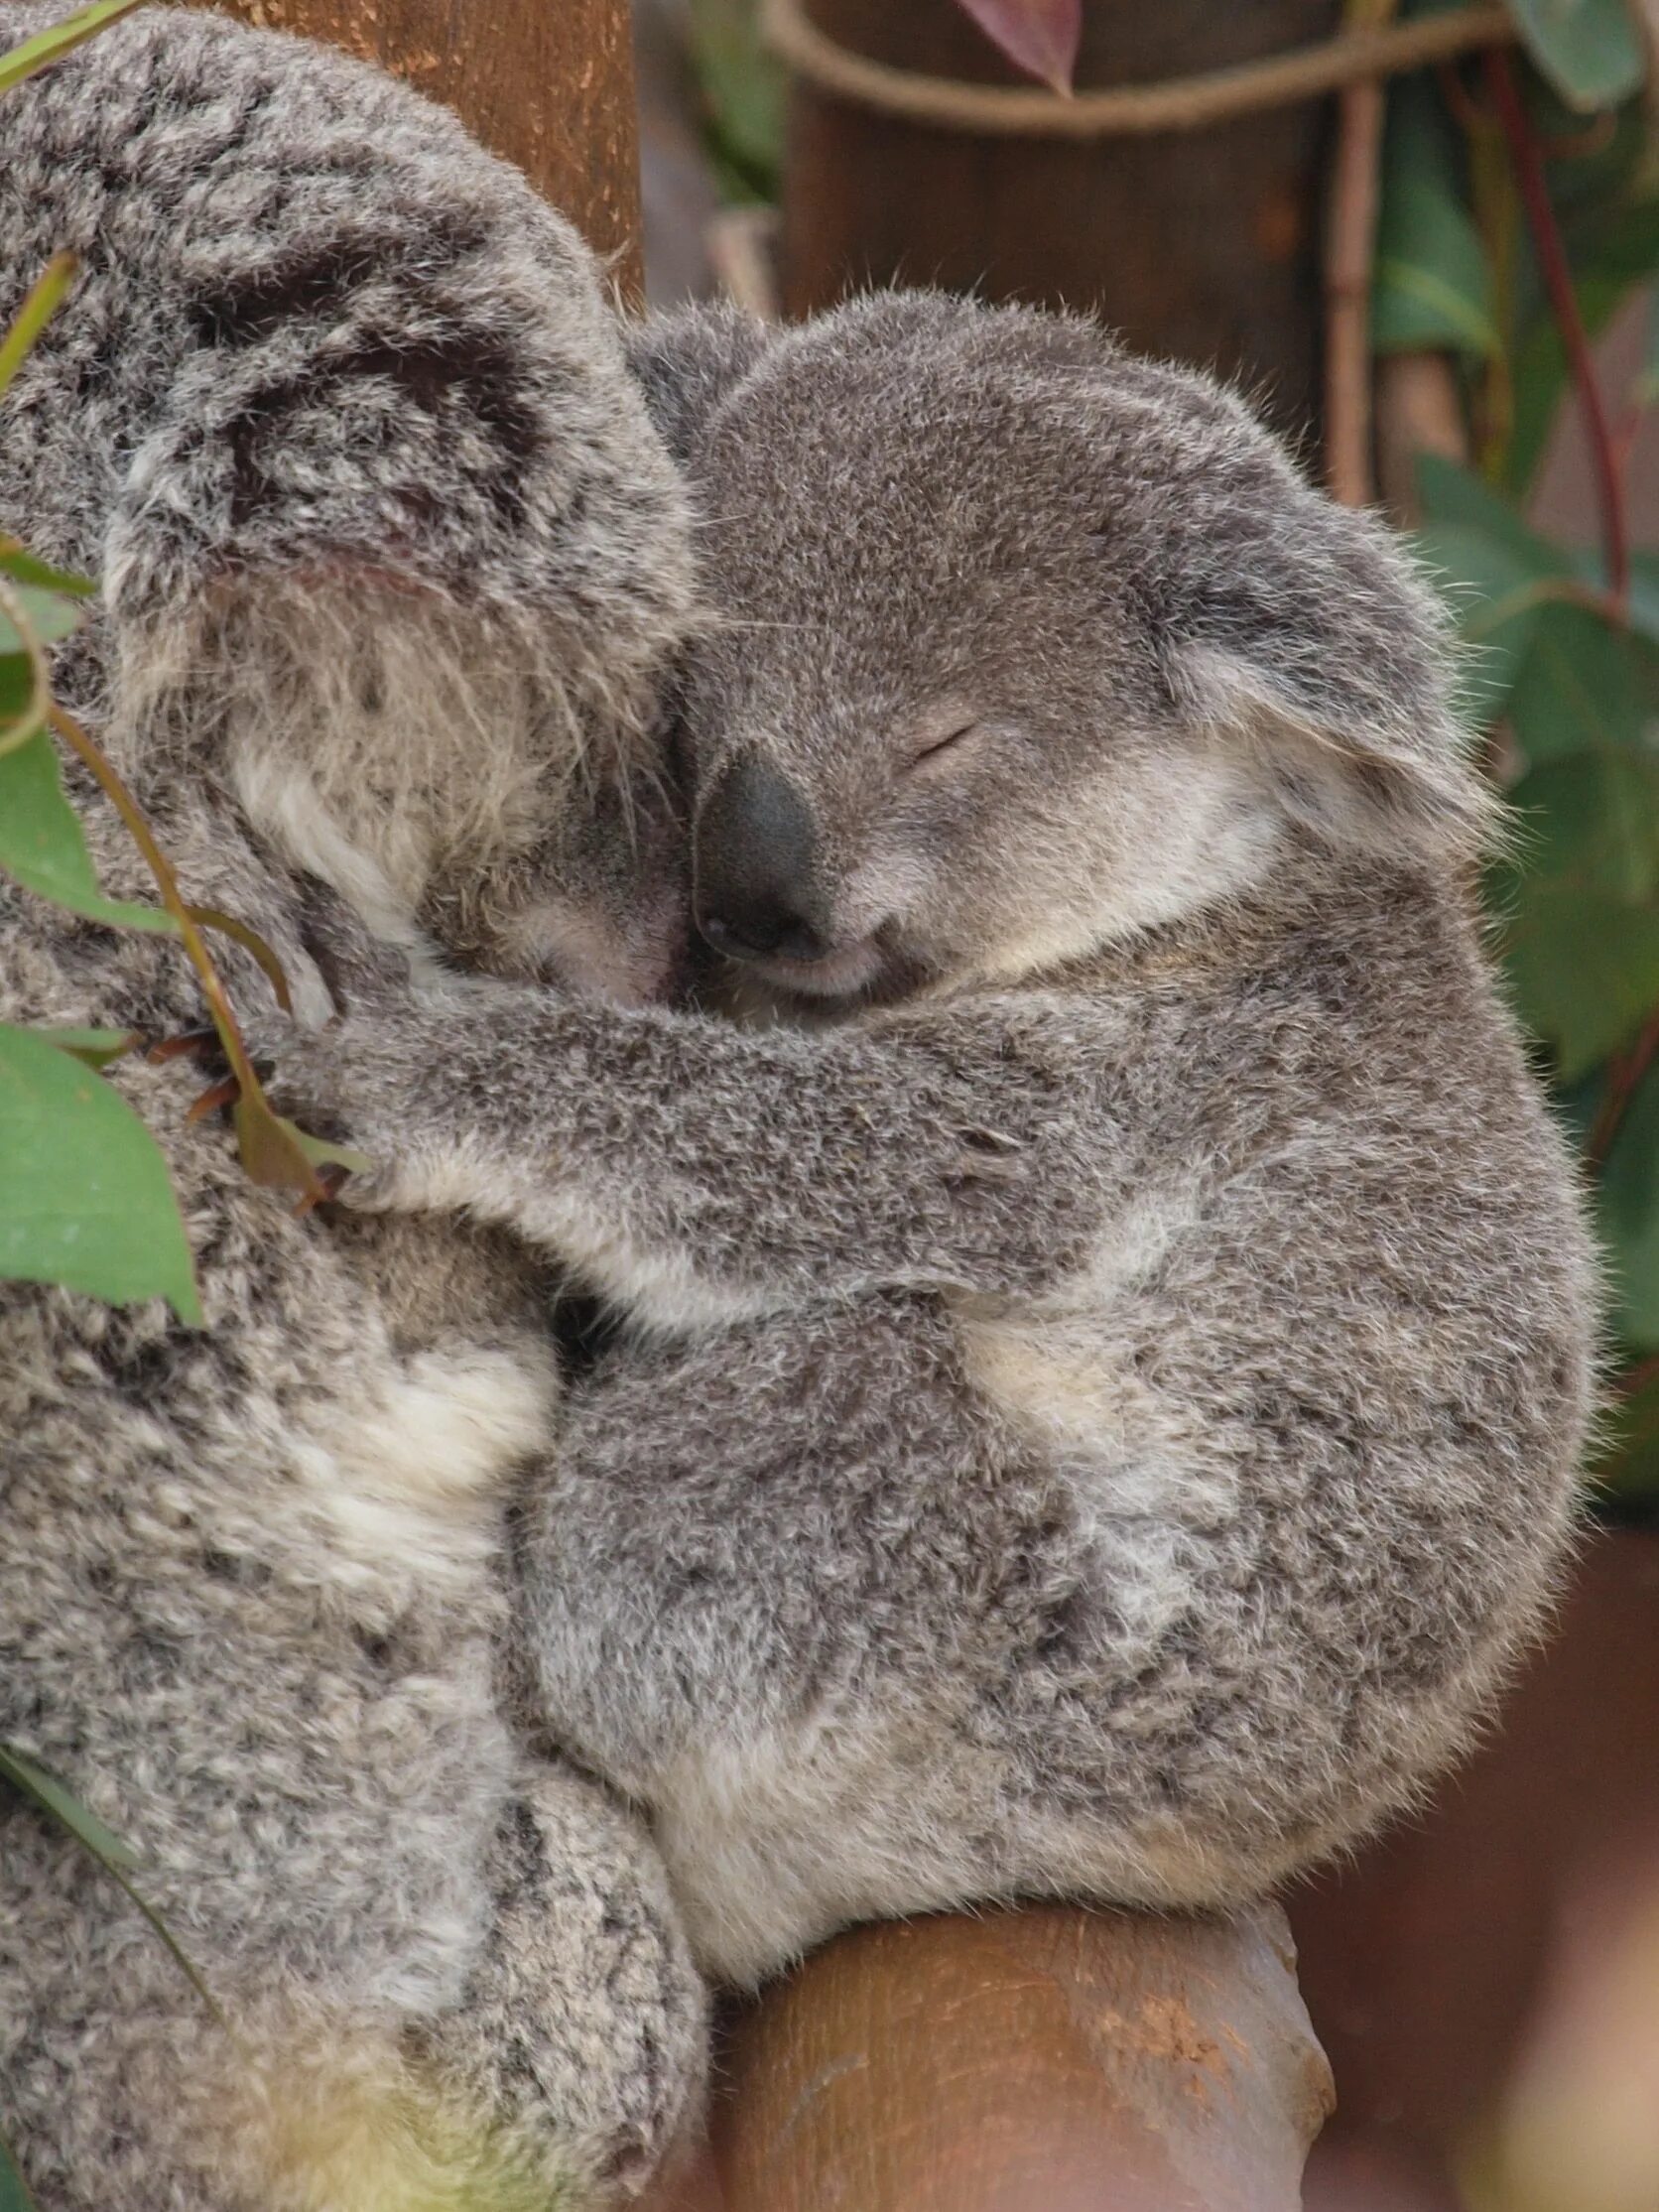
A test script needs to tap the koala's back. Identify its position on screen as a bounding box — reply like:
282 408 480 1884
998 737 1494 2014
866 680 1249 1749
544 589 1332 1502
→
0 809 570 2189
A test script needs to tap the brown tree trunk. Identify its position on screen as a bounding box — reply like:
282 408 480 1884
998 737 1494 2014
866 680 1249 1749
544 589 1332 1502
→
191 0 645 298
690 1903 1333 2212
777 0 1338 437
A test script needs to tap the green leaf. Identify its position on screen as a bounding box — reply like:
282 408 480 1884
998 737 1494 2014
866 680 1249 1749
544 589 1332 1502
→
1506 198 1659 492
0 727 178 933
1373 82 1499 358
0 2122 37 2212
0 1742 140 1871
0 253 76 411
0 1740 219 2018
1416 521 1559 724
1415 454 1565 560
0 582 82 654
1507 601 1659 766
287 1121 373 1178
1503 885 1659 1079
1503 0 1646 113
0 1023 202 1324
1507 751 1659 898
1599 1064 1659 1348
0 654 32 729
17 1024 139 1068
688 0 786 201
0 0 143 95
1412 458 1573 725
1588 1359 1659 1500
0 544 94 598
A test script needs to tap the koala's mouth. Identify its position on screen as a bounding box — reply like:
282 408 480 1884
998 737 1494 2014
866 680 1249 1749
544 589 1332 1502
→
747 935 889 1001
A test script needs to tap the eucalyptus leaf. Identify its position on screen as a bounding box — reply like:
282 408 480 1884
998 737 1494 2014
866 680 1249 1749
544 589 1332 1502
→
1599 1063 1659 1348
1415 455 1568 561
1508 602 1659 767
1413 459 1573 725
0 0 143 95
1503 885 1659 1080
0 581 82 654
0 1739 218 2016
1587 1359 1659 1499
0 1023 202 1324
1507 198 1659 492
953 0 1081 92
0 1742 141 1871
1415 520 1561 725
1507 752 1659 900
0 2123 36 2212
0 727 178 933
0 543 94 597
1373 80 1498 358
18 1025 139 1069
1503 0 1646 114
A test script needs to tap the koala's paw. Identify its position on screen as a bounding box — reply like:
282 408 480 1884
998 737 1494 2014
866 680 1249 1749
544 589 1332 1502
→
421 1763 709 2204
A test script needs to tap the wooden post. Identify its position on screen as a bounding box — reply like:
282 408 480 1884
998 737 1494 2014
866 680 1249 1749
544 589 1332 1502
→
702 1904 1334 2211
776 0 1339 436
192 0 646 299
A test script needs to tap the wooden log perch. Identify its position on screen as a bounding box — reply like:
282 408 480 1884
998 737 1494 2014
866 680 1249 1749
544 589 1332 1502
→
191 0 646 299
683 1902 1334 2212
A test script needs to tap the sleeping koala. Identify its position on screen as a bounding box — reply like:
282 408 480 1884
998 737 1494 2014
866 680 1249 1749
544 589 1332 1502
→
250 293 1598 1987
1 9 704 2206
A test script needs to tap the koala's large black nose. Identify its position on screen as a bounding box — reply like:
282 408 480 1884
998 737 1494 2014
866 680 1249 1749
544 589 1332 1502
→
695 754 831 964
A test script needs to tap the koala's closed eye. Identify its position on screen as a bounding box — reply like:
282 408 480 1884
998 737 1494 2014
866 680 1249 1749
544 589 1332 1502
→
908 717 982 771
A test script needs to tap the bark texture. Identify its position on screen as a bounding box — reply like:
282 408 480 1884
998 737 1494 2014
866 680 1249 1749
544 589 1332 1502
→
777 0 1339 437
697 1904 1333 2211
192 0 645 295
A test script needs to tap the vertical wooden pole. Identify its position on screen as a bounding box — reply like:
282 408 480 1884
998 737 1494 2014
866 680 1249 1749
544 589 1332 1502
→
777 0 1339 437
194 0 646 300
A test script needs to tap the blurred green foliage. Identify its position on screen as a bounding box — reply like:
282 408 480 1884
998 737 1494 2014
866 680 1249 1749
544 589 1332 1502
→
1376 4 1659 1508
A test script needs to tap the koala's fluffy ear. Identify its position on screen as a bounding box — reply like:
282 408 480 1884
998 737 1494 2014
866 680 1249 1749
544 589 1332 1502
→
1153 429 1493 863
624 304 777 461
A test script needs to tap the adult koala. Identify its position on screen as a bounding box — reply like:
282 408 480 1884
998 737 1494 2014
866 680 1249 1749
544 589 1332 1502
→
244 295 1598 1988
0 9 703 2207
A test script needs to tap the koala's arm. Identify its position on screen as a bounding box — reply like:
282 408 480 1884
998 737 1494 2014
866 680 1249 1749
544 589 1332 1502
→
259 987 1140 1317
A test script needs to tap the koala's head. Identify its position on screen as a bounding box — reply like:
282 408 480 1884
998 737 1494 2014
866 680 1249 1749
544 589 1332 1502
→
630 294 1484 1010
96 177 699 1006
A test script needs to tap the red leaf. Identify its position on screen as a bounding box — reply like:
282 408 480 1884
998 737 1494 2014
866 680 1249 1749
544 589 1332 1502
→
953 0 1081 92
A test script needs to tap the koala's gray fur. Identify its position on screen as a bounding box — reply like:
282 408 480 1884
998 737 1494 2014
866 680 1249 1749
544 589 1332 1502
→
251 292 1599 1991
0 9 705 2205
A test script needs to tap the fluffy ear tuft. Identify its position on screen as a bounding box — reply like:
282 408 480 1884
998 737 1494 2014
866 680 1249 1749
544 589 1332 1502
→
1170 633 1499 865
623 304 777 461
1141 405 1496 863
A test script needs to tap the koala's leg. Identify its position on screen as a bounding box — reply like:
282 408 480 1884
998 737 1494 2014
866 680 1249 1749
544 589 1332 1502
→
520 1297 1085 1988
411 1762 708 2205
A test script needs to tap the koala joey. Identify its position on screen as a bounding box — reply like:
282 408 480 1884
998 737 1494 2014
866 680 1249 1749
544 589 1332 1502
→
248 293 1598 1989
1 9 706 2207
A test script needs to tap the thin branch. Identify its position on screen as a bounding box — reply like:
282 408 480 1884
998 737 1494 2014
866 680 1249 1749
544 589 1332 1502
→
1325 0 1399 505
1485 48 1629 607
761 0 1514 138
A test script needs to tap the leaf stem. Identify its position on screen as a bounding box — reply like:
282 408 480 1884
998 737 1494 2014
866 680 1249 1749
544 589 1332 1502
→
1484 48 1628 606
47 704 326 1207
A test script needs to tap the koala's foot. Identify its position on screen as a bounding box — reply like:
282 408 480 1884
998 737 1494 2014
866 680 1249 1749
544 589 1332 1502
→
414 1762 709 2205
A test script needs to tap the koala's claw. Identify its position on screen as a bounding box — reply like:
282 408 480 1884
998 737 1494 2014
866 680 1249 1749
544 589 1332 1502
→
146 1026 221 1067
187 1074 242 1124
